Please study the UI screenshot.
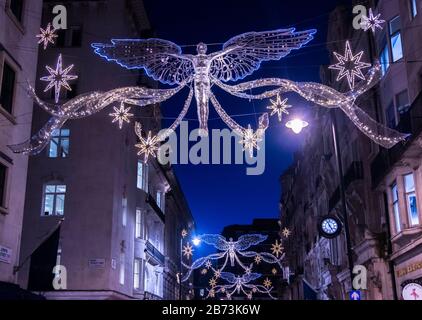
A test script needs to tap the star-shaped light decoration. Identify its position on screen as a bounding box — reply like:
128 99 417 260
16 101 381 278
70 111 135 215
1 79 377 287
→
109 102 134 129
209 289 216 298
239 125 263 157
267 95 292 122
40 54 78 103
254 255 262 265
247 293 253 300
282 228 292 239
36 23 58 50
201 268 208 275
245 267 252 275
272 268 278 276
252 287 258 293
209 278 217 288
214 269 222 279
361 8 385 33
182 243 194 259
226 293 232 300
328 41 371 90
263 278 272 289
134 122 160 163
221 287 226 293
271 239 284 258
181 229 188 238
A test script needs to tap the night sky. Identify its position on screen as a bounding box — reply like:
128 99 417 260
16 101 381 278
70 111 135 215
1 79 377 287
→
143 0 353 238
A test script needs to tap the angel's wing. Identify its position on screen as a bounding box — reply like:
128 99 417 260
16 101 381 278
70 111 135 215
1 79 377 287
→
210 28 316 82
200 234 230 251
241 273 262 284
220 272 238 284
92 39 194 85
234 234 268 251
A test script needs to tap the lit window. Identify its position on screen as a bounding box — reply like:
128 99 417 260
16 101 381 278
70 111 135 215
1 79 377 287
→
135 209 142 239
48 129 70 158
404 174 420 226
411 0 418 18
134 259 141 290
137 161 148 192
156 191 165 212
42 184 66 216
122 197 127 227
0 61 16 114
391 183 402 233
0 163 7 208
119 253 125 285
389 16 404 62
379 45 390 76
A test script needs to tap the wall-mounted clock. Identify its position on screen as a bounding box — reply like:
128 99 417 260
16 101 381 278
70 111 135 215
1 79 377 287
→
318 215 342 239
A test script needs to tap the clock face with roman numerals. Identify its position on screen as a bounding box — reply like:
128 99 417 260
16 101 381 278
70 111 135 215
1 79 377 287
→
318 216 342 239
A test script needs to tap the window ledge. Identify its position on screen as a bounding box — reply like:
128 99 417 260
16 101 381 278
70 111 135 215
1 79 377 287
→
391 226 422 245
0 105 16 124
5 8 25 34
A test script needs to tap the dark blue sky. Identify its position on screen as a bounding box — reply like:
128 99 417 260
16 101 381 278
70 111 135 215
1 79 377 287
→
143 0 352 236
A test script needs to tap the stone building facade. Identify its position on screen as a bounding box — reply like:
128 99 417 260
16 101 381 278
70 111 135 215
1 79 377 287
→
280 0 422 300
16 0 194 300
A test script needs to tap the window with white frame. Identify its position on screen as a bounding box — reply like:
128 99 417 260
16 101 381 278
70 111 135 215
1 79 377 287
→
0 60 16 115
137 161 148 192
404 173 420 226
48 129 70 158
133 259 141 290
0 162 7 209
379 44 390 76
389 16 404 62
411 0 418 19
135 209 142 239
156 191 165 212
42 184 66 216
391 183 402 233
119 253 125 285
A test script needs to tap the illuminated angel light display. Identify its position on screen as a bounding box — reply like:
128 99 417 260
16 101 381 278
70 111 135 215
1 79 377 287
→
180 233 283 300
9 28 409 156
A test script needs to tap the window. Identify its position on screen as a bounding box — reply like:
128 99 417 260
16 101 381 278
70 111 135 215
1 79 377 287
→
0 163 7 208
119 253 125 285
389 16 404 62
48 129 70 158
122 197 127 227
42 184 66 216
134 259 141 290
396 90 410 114
156 191 165 212
411 0 418 18
404 174 420 226
379 45 390 76
386 101 397 128
9 0 24 22
0 61 16 114
135 209 142 238
137 161 148 192
391 183 402 233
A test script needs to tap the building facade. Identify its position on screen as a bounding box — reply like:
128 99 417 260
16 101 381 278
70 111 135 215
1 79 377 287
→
0 0 43 295
17 0 194 300
280 0 422 300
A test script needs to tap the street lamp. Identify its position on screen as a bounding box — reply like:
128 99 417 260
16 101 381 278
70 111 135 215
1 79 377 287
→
285 109 355 291
192 237 201 247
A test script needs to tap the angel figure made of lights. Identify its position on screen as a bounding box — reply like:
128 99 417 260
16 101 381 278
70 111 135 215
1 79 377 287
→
9 28 409 158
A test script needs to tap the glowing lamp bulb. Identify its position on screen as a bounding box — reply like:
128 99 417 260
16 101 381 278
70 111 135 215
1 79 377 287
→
286 119 309 134
192 237 201 246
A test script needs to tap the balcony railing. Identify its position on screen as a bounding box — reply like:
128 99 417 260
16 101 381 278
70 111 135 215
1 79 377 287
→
145 240 165 265
371 93 422 188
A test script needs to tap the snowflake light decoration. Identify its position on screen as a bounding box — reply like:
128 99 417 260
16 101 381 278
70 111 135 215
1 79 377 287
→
239 125 263 157
214 269 222 279
361 8 385 33
40 54 78 103
209 278 217 288
36 23 58 50
134 122 160 163
183 243 194 259
271 240 284 258
267 95 291 122
181 229 188 238
282 228 291 238
263 278 273 289
109 102 133 129
329 41 371 90
205 260 212 269
254 255 262 265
